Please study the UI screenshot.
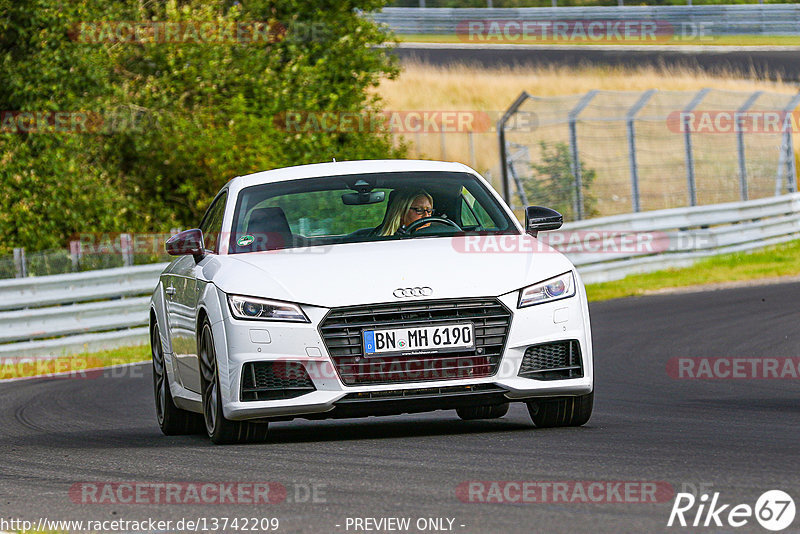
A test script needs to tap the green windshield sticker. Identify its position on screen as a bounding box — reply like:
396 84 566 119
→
237 235 255 246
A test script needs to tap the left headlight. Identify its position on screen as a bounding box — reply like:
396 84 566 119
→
227 295 309 322
518 271 576 308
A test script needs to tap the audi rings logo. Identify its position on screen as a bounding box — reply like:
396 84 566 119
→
393 287 433 298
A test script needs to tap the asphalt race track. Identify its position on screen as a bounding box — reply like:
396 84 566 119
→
394 43 800 81
1 282 799 533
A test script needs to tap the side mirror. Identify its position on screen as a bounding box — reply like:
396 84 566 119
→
525 206 563 237
166 229 205 258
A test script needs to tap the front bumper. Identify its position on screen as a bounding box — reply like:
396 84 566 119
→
213 290 593 422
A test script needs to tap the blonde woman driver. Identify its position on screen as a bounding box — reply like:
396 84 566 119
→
379 189 434 236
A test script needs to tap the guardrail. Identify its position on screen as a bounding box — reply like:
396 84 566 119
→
561 192 800 283
371 5 800 36
1 193 798 358
0 263 167 358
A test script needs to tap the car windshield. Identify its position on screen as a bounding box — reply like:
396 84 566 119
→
227 171 518 253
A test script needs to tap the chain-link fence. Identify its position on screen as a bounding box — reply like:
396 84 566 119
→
0 234 175 280
499 89 800 220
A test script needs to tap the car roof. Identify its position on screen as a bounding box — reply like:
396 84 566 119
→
229 160 474 189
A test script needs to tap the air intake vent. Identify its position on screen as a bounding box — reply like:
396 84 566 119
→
240 361 316 401
519 340 583 380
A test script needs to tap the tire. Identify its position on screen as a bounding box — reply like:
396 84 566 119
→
151 323 204 435
526 392 593 428
198 321 269 445
456 403 509 420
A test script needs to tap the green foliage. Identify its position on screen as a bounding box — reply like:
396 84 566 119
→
0 0 128 253
0 0 401 255
524 141 597 221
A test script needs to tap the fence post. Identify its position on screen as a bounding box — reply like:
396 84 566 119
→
568 90 598 220
787 128 798 194
736 91 762 201
120 233 134 267
69 240 82 272
468 131 476 169
13 248 27 278
626 89 656 213
497 91 531 206
507 143 531 208
683 88 709 207
776 91 800 194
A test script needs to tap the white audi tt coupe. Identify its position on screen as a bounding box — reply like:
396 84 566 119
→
149 160 593 443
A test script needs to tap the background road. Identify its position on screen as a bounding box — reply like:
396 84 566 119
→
394 43 800 81
1 282 799 533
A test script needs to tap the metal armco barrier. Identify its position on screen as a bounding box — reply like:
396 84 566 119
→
562 192 800 283
371 6 800 36
1 193 799 357
0 263 167 358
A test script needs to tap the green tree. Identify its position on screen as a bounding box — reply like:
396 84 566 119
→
100 0 402 226
524 141 597 221
0 0 127 254
0 0 401 255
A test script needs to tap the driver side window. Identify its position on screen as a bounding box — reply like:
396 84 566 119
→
199 192 228 254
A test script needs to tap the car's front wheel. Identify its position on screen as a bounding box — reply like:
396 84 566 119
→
198 321 269 444
456 403 509 420
151 323 203 435
526 392 593 428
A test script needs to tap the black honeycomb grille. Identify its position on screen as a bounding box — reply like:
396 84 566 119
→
240 361 316 401
319 298 512 385
518 340 583 380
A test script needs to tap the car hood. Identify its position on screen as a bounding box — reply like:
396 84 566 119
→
207 235 574 309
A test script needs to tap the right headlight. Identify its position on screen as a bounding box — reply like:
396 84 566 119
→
227 295 309 322
518 271 576 308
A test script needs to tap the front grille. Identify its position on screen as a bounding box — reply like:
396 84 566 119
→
240 361 316 401
338 384 504 402
319 298 512 385
519 340 583 380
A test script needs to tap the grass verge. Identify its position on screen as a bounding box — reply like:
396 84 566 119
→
586 239 800 301
0 344 149 380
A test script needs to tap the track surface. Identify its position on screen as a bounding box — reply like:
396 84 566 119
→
394 43 800 81
1 282 799 533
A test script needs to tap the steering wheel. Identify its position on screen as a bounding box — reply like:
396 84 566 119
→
399 216 462 235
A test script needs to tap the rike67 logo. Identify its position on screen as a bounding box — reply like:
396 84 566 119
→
668 490 795 531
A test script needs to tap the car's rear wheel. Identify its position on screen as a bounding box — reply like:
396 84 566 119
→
199 321 269 444
456 403 509 420
526 392 593 428
151 323 203 435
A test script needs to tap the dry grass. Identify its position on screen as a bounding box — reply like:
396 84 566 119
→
377 62 800 183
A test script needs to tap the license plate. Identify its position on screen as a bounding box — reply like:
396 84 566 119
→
362 323 474 356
